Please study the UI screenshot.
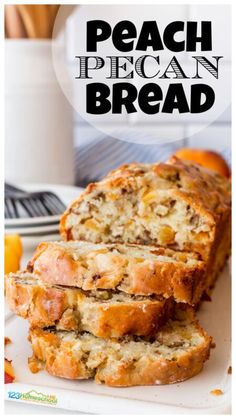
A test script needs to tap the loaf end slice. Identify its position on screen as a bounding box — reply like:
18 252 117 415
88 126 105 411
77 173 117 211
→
28 308 212 387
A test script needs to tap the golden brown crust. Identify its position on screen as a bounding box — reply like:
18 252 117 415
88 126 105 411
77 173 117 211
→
28 310 212 387
166 156 231 218
5 272 174 338
26 241 206 304
108 158 231 214
96 344 209 386
202 212 231 297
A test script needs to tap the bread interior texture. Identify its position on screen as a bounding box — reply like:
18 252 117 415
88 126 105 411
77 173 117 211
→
66 188 213 257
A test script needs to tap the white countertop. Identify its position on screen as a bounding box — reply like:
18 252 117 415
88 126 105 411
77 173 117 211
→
5 400 84 415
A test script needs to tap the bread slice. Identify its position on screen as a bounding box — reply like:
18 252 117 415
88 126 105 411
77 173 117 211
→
60 157 231 264
6 272 174 338
26 240 205 305
28 308 212 387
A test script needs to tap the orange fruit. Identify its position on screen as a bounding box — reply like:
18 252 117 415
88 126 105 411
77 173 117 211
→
4 234 23 274
173 148 231 178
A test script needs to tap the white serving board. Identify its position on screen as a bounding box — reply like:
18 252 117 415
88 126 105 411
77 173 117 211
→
5 264 231 414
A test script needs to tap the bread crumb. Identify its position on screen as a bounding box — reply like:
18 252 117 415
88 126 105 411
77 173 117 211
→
155 380 162 384
28 355 44 373
201 292 212 302
210 342 216 349
227 366 232 374
5 337 12 346
210 389 223 396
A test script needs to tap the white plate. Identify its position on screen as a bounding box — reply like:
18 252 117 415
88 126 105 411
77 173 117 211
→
5 184 83 236
5 264 231 414
5 214 61 228
20 184 84 206
5 225 60 237
5 225 60 236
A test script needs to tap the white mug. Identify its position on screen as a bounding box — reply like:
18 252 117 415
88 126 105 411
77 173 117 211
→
5 39 74 185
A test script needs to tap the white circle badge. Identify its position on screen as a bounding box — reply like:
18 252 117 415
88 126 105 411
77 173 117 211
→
52 5 230 145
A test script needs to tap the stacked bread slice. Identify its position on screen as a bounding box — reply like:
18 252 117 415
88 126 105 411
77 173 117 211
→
6 157 231 387
27 308 211 386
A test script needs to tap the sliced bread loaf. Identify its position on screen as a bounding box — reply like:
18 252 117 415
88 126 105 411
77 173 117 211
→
6 272 174 338
26 240 205 304
28 308 212 387
60 157 231 263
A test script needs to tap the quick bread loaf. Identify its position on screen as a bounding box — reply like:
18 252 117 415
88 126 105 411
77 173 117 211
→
28 308 212 387
60 157 230 260
5 156 230 387
6 272 174 338
26 240 205 304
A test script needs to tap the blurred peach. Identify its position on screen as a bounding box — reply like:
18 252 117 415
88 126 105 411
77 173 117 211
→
173 148 231 178
4 234 23 274
4 358 15 383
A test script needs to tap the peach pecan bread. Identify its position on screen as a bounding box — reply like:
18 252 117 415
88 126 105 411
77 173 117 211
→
25 240 205 304
6 272 174 338
60 157 231 263
28 308 212 387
